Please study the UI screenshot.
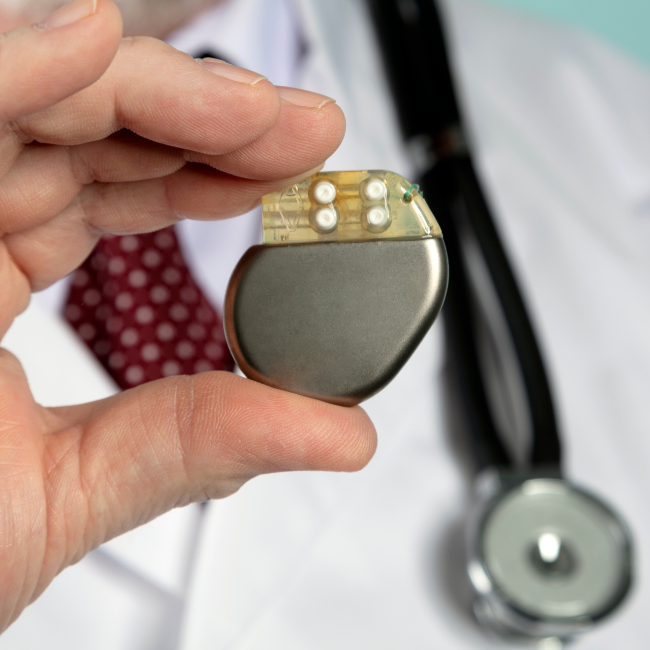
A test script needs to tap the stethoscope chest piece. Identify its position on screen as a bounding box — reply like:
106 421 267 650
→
469 478 633 642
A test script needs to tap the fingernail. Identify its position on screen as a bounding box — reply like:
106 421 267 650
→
35 0 97 29
277 86 335 109
198 58 267 85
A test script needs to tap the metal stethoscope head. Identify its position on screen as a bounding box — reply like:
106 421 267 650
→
468 473 632 643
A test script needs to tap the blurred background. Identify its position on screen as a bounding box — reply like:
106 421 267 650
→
488 0 650 68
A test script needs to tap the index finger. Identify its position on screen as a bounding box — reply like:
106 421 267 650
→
0 0 122 123
13 37 283 156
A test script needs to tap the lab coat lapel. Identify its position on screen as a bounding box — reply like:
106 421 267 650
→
175 2 454 649
292 0 412 175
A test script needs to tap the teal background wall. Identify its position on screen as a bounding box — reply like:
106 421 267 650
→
483 0 650 68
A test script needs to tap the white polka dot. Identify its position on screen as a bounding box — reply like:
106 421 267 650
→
188 323 206 340
106 316 123 334
95 305 111 321
176 340 195 359
157 322 175 341
65 304 81 321
120 236 139 252
78 323 96 341
107 257 126 275
79 323 97 341
180 287 198 303
128 269 147 288
120 328 139 347
141 343 160 362
108 352 125 369
170 303 189 321
83 288 101 306
196 307 213 323
142 249 162 268
154 231 174 249
115 292 134 311
212 326 225 342
72 269 89 287
162 360 181 377
125 365 144 385
103 280 119 297
90 253 107 270
150 285 170 304
94 340 111 356
204 342 224 361
162 268 181 285
135 306 154 324
194 360 213 373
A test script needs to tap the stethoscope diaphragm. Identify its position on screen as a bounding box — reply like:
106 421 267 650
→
469 478 633 641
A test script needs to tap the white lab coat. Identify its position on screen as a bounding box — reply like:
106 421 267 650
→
2 0 650 647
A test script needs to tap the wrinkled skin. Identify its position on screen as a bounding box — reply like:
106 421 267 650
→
0 0 376 631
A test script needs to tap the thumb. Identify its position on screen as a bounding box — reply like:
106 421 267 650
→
46 372 377 550
0 0 123 123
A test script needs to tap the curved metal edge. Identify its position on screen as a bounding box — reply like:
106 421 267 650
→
224 239 448 407
224 244 363 407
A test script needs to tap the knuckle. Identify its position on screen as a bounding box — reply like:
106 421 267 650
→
0 347 22 373
170 375 196 476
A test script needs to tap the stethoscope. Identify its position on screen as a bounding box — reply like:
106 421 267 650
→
368 0 633 643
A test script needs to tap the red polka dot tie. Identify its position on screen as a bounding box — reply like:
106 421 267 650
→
64 226 234 390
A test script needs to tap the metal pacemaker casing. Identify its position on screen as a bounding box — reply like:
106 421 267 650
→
225 237 448 406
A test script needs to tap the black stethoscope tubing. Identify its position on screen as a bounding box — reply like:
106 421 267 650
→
367 0 561 473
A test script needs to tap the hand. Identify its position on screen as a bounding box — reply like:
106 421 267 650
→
0 0 376 631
